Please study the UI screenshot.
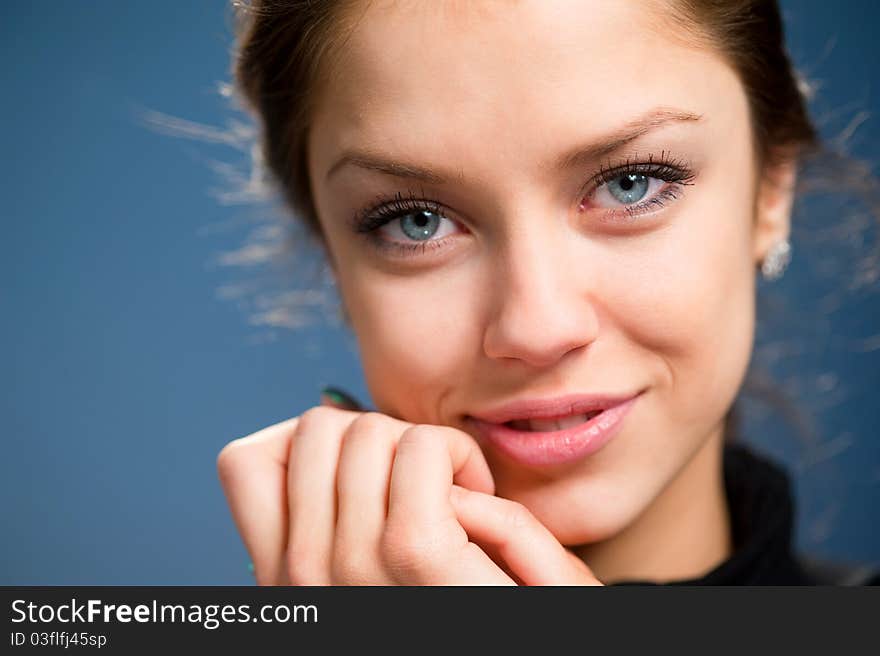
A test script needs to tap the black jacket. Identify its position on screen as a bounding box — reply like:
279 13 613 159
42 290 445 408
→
609 441 879 586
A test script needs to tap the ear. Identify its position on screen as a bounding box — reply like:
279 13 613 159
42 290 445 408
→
753 156 797 265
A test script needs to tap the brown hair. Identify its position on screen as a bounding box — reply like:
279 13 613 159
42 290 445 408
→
231 0 362 238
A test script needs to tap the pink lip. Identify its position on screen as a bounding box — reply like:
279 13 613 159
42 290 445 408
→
466 391 643 467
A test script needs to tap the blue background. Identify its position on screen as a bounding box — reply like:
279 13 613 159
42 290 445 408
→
2 1 877 584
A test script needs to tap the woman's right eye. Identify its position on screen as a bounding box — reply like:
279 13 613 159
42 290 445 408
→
351 191 468 258
376 210 460 244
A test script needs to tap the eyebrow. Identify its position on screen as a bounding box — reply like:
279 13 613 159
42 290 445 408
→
324 107 703 184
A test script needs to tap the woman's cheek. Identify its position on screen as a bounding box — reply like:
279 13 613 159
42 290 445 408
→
613 202 757 429
345 270 477 423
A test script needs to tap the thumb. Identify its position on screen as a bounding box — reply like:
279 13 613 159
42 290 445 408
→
449 485 603 586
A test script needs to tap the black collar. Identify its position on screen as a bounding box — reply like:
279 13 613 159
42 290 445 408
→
610 442 813 585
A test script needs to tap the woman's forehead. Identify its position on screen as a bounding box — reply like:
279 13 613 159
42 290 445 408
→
311 0 744 182
324 0 708 103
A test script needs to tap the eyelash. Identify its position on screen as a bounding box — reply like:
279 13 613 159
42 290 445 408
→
351 189 448 257
351 151 696 257
586 151 696 220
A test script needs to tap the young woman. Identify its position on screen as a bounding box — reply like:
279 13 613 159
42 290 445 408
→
216 0 879 585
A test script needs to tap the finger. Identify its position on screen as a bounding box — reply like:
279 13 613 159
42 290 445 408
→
448 485 603 586
285 406 360 585
216 416 299 586
384 426 510 584
389 425 494 521
334 413 411 581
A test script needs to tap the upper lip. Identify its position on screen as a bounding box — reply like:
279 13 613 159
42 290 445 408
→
468 390 643 425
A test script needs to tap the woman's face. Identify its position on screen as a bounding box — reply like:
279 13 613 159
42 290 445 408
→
307 0 792 544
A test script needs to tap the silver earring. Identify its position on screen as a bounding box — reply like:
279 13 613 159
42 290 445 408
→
761 238 791 281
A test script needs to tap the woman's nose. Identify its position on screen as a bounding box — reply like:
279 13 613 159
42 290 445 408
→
482 236 600 368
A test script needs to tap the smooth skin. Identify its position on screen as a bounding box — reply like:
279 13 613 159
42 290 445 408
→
218 0 796 585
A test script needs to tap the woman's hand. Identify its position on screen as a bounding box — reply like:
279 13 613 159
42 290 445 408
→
216 403 602 585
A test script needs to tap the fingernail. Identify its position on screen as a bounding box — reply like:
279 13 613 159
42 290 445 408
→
320 386 363 410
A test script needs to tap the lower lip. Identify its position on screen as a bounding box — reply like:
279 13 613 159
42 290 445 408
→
468 394 640 467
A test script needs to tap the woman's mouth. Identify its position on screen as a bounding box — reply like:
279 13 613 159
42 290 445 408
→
466 391 642 467
505 410 604 432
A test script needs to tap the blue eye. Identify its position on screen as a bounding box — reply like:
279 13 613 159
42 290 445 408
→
595 172 664 209
350 192 463 259
398 211 441 241
607 173 650 204
374 210 458 246
585 156 697 218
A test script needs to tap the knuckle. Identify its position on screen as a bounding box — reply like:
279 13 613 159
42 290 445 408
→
501 500 533 529
296 405 338 432
216 416 302 482
397 424 435 449
380 524 443 576
215 437 253 480
346 411 392 441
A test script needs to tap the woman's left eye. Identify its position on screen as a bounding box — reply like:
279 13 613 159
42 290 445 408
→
591 173 668 209
376 210 459 243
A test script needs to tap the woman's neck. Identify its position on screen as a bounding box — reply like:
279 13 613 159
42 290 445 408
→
574 425 732 584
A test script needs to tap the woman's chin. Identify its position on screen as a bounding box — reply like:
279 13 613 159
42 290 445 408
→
496 477 648 547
